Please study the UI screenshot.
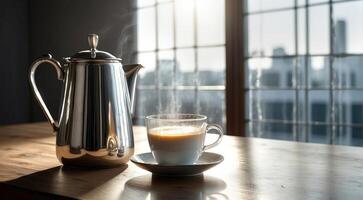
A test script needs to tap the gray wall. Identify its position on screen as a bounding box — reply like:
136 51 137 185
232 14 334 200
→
0 0 30 124
0 0 136 125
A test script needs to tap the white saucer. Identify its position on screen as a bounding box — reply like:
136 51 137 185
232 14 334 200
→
130 152 224 176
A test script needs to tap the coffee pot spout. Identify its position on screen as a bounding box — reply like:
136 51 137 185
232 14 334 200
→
123 64 143 116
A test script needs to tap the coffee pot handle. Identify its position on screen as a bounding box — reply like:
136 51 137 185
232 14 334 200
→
29 54 64 132
203 124 224 151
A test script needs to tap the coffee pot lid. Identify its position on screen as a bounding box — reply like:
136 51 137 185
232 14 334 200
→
68 34 121 62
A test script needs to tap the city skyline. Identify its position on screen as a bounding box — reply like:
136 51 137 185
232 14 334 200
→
248 0 363 56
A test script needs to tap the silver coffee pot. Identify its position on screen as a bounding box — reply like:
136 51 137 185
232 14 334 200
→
29 34 143 167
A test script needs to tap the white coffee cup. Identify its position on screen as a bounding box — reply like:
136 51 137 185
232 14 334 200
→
145 114 223 165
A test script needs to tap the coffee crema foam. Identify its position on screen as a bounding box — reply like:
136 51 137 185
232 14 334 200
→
148 126 202 138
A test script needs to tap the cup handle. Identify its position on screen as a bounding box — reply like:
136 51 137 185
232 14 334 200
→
203 124 223 151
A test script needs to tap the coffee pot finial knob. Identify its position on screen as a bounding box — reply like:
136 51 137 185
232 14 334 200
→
88 34 98 58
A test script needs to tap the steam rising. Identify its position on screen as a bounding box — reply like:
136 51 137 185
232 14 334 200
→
98 12 136 64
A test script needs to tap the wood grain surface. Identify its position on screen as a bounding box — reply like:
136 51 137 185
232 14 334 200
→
0 122 363 199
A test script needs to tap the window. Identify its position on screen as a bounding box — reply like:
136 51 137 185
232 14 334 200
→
136 0 226 127
244 0 363 146
135 0 363 147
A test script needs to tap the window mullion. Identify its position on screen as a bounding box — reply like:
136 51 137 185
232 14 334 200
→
304 0 310 142
193 0 199 114
328 0 336 144
294 0 299 141
226 0 245 135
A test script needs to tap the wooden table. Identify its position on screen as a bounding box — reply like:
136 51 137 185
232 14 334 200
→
0 122 363 199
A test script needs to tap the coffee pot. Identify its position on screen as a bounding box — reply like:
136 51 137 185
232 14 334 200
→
29 34 143 167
